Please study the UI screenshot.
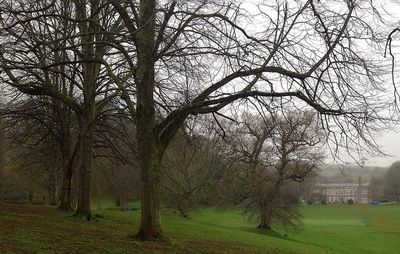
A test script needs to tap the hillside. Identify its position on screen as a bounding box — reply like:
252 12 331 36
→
1 203 400 254
317 165 388 182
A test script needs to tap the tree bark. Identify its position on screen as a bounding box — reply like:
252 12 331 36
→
137 153 163 239
59 137 80 211
59 165 73 210
134 0 164 240
177 199 189 218
96 198 102 211
48 171 57 206
258 202 272 230
116 195 121 207
59 126 72 210
28 190 34 202
56 1 80 212
257 178 284 230
74 110 95 220
72 0 100 219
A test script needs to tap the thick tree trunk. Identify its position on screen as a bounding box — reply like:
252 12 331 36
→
72 0 101 220
74 110 95 220
137 155 163 240
135 0 163 240
257 178 284 229
258 205 273 230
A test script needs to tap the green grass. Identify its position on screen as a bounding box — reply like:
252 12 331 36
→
289 205 400 254
1 203 400 253
91 199 141 211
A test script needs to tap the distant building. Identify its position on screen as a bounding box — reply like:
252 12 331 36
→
311 177 370 204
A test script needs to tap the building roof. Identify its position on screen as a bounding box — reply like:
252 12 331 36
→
314 183 369 188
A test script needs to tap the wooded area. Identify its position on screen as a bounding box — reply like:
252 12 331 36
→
0 0 399 242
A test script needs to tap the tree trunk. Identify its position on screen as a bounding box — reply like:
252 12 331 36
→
72 0 101 220
49 172 57 206
59 165 73 210
258 204 272 230
48 188 56 206
177 199 189 218
59 132 75 211
135 0 163 240
59 142 80 211
116 195 121 207
137 154 163 240
257 178 284 229
28 190 34 202
97 197 102 211
74 110 95 220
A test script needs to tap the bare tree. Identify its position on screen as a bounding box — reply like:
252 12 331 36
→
14 141 62 206
162 120 223 218
104 0 395 239
0 0 125 218
2 100 63 205
0 0 395 239
93 106 140 209
94 158 139 210
1 91 80 211
221 111 323 229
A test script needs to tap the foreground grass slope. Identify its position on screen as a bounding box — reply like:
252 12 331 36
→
0 203 399 254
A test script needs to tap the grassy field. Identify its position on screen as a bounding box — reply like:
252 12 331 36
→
0 202 400 254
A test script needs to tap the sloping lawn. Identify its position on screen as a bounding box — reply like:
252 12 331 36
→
1 203 400 253
289 205 400 254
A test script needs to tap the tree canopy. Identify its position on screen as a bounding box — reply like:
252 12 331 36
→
0 0 398 240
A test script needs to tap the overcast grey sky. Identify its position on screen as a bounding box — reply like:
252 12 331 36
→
367 129 400 167
363 1 400 167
